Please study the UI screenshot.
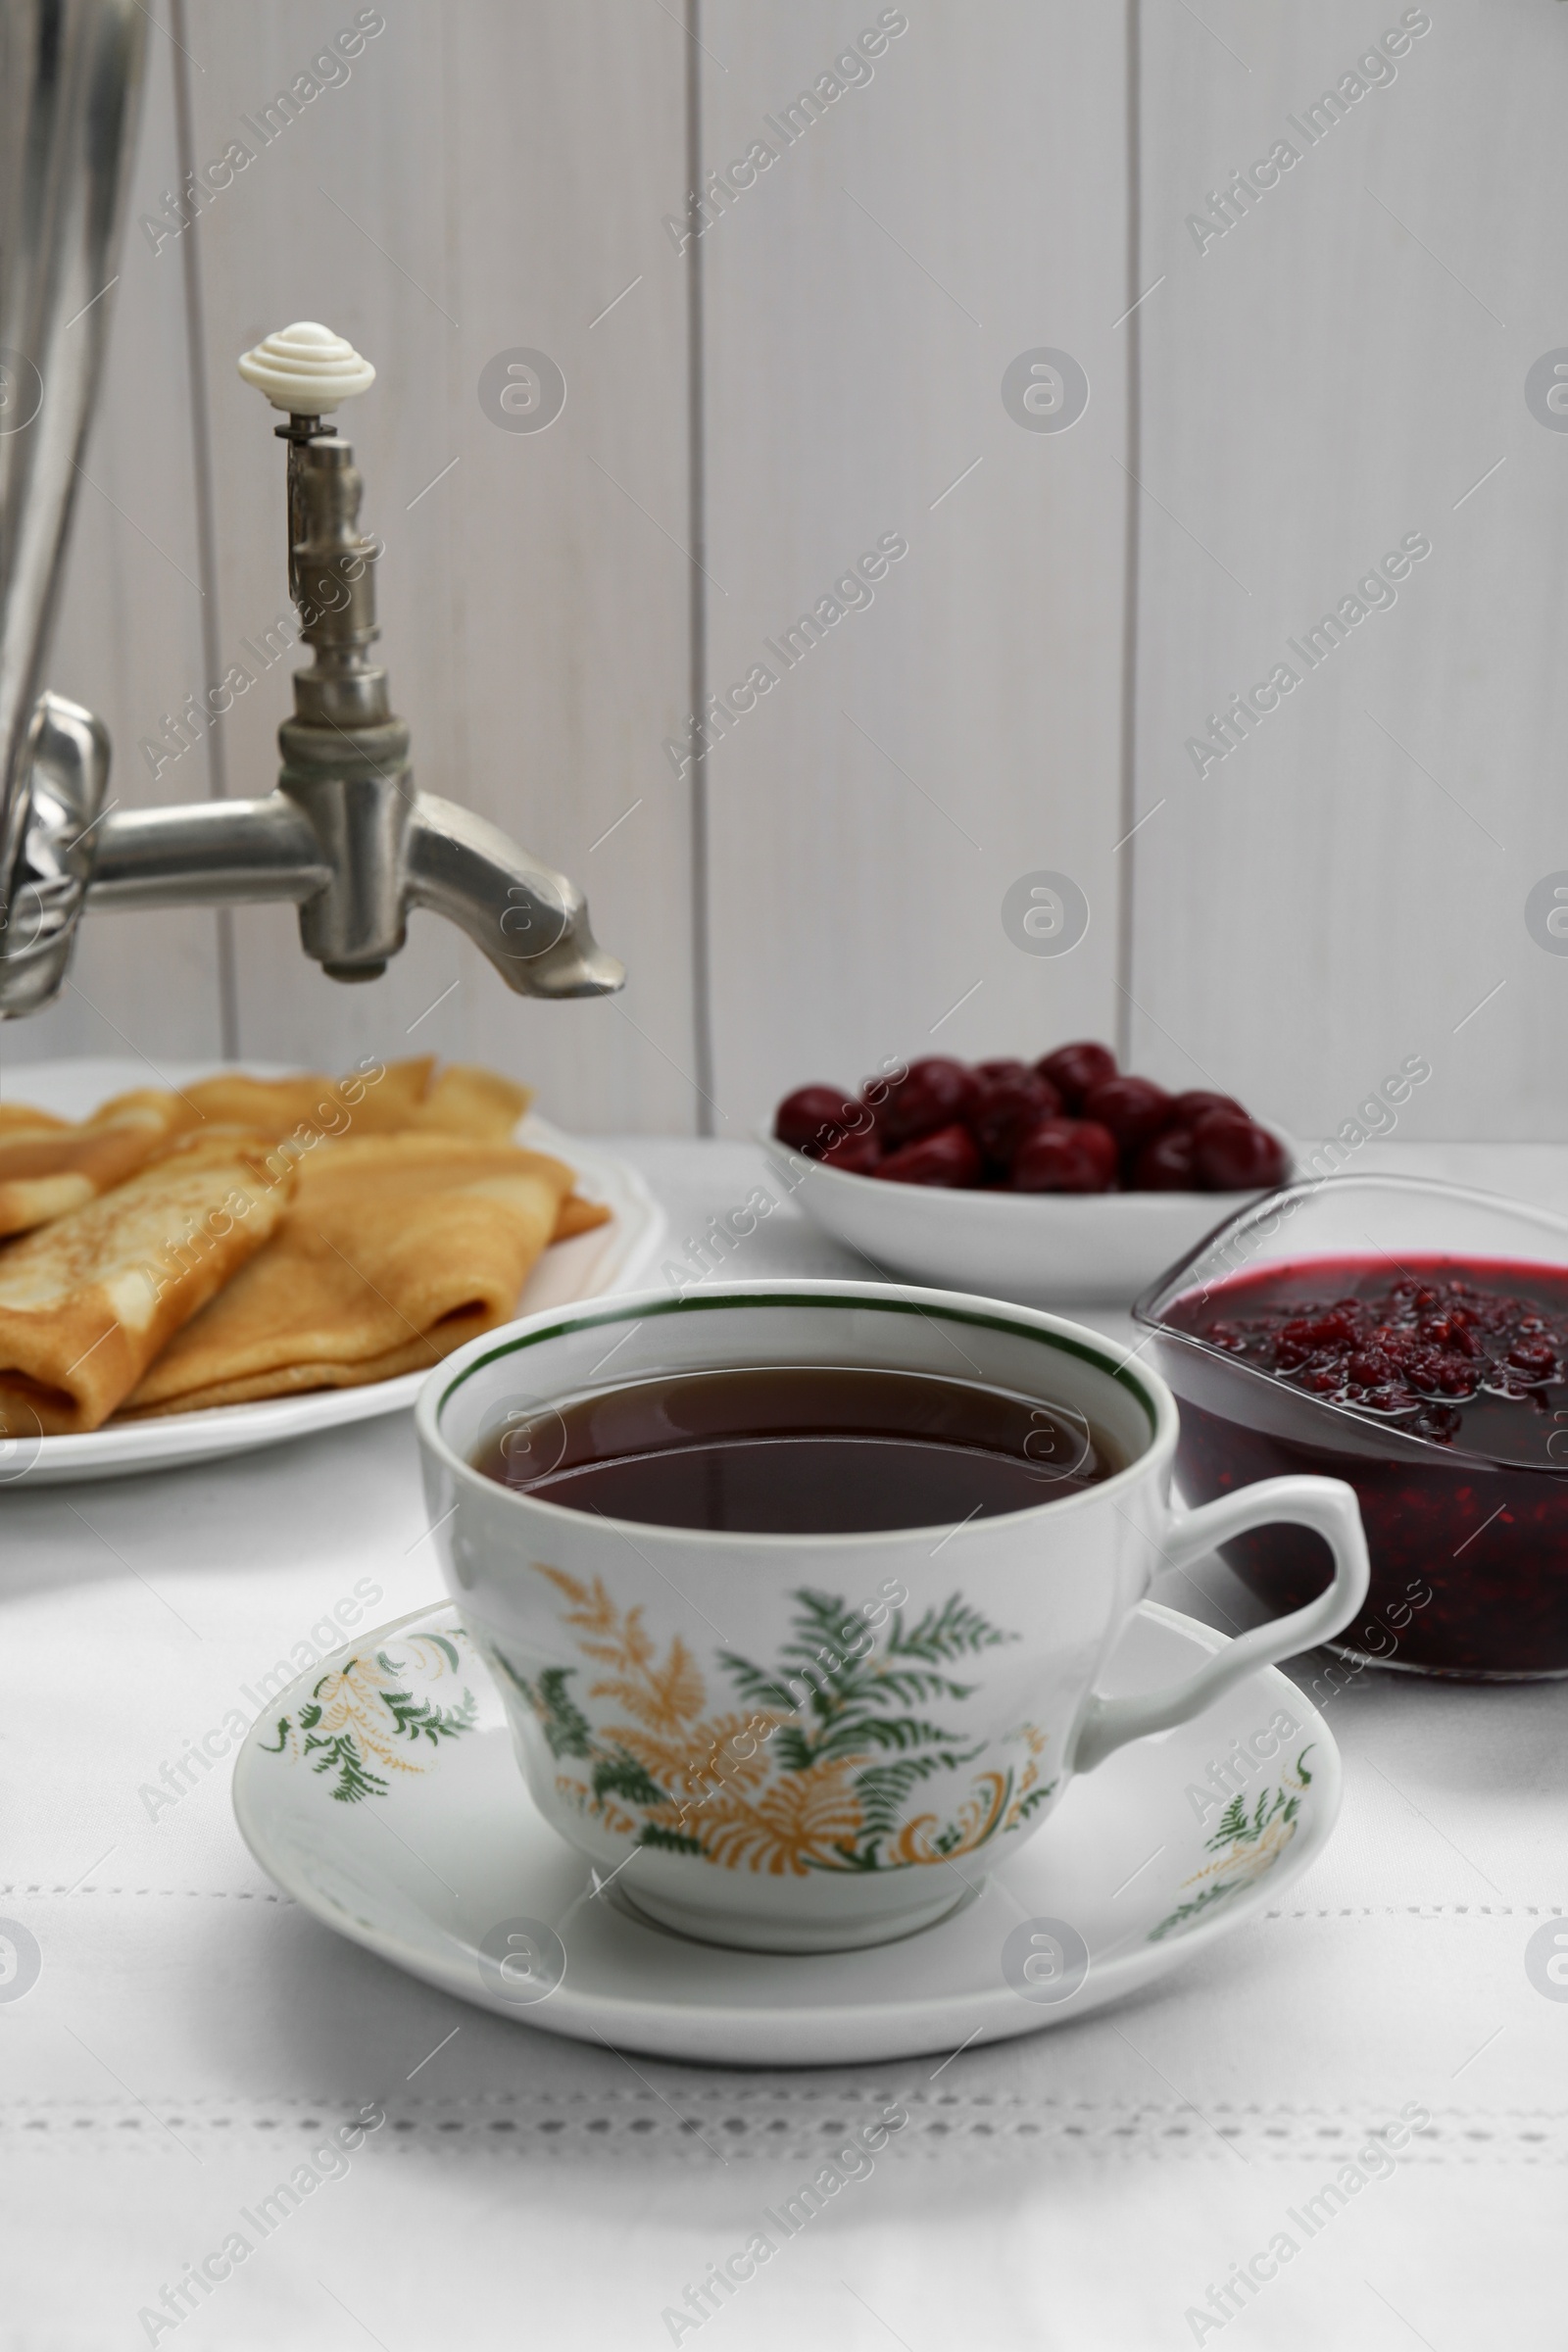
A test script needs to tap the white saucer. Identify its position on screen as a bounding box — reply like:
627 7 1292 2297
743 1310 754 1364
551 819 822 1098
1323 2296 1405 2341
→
232 1595 1341 2066
0 1059 665 1484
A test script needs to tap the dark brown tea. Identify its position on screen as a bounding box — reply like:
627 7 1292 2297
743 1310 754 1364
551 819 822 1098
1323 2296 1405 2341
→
472 1364 1121 1534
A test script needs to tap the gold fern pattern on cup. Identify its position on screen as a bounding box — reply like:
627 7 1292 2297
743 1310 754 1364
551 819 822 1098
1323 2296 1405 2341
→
259 1630 478 1803
1148 1746 1316 1941
486 1563 1056 1877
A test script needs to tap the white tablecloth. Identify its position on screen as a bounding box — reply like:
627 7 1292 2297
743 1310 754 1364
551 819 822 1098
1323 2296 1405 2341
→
4 1140 1565 2350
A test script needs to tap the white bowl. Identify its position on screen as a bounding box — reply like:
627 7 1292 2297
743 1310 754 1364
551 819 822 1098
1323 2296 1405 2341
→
759 1132 1290 1307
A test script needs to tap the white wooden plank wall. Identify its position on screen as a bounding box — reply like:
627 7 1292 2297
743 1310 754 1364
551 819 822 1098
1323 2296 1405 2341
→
7 0 1568 1143
1131 0 1568 1143
699 0 1131 1137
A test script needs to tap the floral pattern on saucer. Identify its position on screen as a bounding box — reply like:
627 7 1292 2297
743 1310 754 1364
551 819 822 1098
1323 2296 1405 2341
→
252 1599 1315 1941
233 1597 1344 2062
259 1628 478 1801
1148 1745 1315 1942
483 1566 1056 1877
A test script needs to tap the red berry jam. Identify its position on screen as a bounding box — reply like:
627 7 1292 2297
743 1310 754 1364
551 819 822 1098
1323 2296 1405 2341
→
1155 1255 1568 1679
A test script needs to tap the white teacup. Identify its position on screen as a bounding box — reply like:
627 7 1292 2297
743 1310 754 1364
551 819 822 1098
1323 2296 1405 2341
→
415 1279 1368 1954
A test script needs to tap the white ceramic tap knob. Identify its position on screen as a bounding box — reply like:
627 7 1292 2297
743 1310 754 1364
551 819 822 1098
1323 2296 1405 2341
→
237 321 375 414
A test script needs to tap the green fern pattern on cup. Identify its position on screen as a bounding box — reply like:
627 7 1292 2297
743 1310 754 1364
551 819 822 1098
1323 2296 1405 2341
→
495 1569 1055 1876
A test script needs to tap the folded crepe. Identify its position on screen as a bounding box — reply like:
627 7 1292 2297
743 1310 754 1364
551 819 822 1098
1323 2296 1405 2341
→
0 1088 191 1241
0 1104 65 1135
0 1130 294 1435
553 1194 612 1241
168 1057 532 1149
123 1133 576 1417
409 1062 534 1141
156 1056 602 1247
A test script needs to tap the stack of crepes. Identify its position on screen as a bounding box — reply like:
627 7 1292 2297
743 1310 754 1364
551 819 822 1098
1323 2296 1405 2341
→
0 1057 611 1436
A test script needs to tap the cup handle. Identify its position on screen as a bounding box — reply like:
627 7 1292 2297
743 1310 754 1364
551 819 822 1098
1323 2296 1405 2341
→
1068 1476 1370 1776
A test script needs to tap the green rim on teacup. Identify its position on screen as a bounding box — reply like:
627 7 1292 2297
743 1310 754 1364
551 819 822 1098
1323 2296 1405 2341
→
417 1279 1174 1545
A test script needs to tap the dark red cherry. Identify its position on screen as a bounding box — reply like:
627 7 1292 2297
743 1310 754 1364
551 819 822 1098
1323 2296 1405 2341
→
856 1063 905 1133
1036 1042 1117 1108
1010 1117 1117 1194
820 1126 882 1176
874 1056 981 1147
775 1085 859 1154
1192 1113 1288 1191
1082 1075 1171 1152
1166 1090 1247 1129
968 1063 1062 1168
875 1122 982 1188
1131 1126 1199 1191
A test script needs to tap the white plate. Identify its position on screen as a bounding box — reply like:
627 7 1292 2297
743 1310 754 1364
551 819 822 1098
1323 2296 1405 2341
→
760 1132 1292 1307
232 1593 1341 2067
0 1058 665 1485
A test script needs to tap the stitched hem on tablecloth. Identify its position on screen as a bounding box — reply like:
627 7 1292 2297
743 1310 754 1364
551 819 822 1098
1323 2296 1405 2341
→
3 2097 1564 2164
